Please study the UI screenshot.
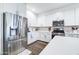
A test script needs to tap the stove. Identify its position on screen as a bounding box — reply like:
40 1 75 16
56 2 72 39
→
52 20 65 39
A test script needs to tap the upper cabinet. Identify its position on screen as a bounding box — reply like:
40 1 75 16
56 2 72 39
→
37 7 79 27
26 10 37 26
37 15 46 26
63 8 79 26
52 12 64 21
45 15 53 26
37 15 53 26
63 9 75 26
75 8 79 25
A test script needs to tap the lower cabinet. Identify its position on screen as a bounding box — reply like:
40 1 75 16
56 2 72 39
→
65 33 79 38
27 31 52 44
39 31 52 42
27 32 39 44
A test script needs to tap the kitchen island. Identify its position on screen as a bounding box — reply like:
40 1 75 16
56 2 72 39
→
40 36 79 55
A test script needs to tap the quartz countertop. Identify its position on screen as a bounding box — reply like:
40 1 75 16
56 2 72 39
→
40 36 79 55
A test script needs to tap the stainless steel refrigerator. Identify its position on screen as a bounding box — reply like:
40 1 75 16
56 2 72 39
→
3 12 28 55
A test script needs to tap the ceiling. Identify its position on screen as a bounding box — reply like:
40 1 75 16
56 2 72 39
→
27 3 72 14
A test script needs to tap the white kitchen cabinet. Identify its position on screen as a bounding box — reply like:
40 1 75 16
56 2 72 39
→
37 15 46 26
49 15 54 22
63 9 75 26
52 12 64 21
65 32 79 38
38 14 54 26
27 32 39 44
45 15 53 26
37 12 64 26
75 8 79 25
52 13 58 21
39 31 51 42
27 31 51 44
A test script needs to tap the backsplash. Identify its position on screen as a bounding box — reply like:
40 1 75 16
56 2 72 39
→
64 26 79 33
29 27 52 32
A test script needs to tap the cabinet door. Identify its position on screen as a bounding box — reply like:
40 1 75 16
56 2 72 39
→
52 12 64 21
45 15 53 26
63 9 75 26
37 15 46 26
39 32 51 42
75 8 79 25
27 32 39 44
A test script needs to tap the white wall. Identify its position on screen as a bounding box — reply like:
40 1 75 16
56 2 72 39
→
0 3 26 55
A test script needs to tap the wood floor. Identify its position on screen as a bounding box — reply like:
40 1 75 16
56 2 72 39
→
27 40 48 55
